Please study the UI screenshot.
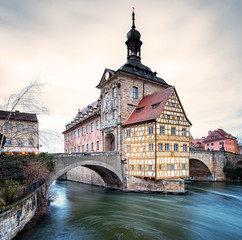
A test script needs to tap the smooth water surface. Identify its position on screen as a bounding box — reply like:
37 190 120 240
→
19 181 242 240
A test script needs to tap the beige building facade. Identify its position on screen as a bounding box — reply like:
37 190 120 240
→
0 110 39 153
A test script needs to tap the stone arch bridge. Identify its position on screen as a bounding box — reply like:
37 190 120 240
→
49 150 242 187
49 151 123 189
189 149 242 181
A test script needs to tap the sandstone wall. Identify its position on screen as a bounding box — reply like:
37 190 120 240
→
0 192 37 240
66 166 104 187
126 176 186 194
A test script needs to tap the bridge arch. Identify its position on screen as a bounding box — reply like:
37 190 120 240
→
49 153 123 189
189 158 213 181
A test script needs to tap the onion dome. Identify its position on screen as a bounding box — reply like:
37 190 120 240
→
125 11 142 62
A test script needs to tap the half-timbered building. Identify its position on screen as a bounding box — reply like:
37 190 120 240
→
123 87 191 179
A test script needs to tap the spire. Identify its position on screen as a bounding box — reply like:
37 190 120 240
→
125 10 143 62
132 9 136 29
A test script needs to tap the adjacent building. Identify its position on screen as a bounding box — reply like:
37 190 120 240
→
0 110 39 153
123 87 191 179
191 128 237 153
63 11 191 181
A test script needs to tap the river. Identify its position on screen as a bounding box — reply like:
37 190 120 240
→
18 180 242 240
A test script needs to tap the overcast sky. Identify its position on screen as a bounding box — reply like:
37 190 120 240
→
0 0 242 152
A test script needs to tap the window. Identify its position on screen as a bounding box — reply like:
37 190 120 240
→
172 103 175 107
68 133 70 141
137 108 142 113
28 139 34 146
74 131 76 139
183 144 187 152
97 141 99 150
17 124 23 132
207 143 209 146
211 142 214 146
6 123 12 132
171 127 176 135
105 92 108 99
177 116 180 121
159 165 162 170
174 144 178 151
132 165 134 171
91 142 94 151
78 146 80 152
149 144 153 151
82 127 84 136
127 145 131 152
28 125 33 133
18 138 23 146
96 120 99 130
82 145 84 152
171 164 174 170
219 141 223 145
165 143 169 151
71 132 73 140
148 165 152 171
86 144 89 152
182 129 186 136
78 129 80 137
167 115 170 119
91 122 94 132
133 86 138 99
112 87 116 98
71 148 73 153
167 164 170 170
139 165 142 171
126 130 130 137
152 102 160 109
6 138 12 146
86 125 89 134
159 143 163 151
148 126 153 134
160 126 165 134
105 113 108 120
113 109 117 119
182 164 186 170
74 147 76 152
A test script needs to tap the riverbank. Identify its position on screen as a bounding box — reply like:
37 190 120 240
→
16 180 242 240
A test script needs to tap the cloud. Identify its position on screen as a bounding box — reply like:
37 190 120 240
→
0 0 242 151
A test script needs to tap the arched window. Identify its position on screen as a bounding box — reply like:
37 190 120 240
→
132 87 138 99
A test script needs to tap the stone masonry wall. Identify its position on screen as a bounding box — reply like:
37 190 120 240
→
66 166 104 186
126 176 186 194
0 192 37 240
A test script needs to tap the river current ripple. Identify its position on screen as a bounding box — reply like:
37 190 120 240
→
18 181 242 240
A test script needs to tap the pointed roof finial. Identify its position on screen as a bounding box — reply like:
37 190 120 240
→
132 7 136 29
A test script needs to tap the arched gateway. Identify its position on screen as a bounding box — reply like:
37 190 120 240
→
49 152 123 189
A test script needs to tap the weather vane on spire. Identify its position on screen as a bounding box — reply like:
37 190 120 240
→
132 7 136 29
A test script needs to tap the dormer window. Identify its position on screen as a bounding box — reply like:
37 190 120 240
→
152 102 160 109
137 108 142 113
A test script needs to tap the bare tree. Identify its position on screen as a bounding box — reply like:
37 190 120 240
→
0 79 62 153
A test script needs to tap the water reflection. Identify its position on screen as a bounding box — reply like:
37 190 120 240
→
19 181 242 240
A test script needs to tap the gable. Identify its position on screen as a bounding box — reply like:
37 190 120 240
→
96 68 115 89
157 88 192 126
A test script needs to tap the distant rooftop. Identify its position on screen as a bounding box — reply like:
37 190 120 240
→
0 110 38 122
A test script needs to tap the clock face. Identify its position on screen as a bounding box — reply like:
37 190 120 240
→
105 71 110 80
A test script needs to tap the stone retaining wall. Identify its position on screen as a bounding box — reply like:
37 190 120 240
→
66 166 104 186
0 191 37 240
126 176 186 194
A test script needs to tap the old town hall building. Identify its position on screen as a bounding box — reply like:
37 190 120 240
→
63 12 191 181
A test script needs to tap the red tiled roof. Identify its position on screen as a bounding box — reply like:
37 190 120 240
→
123 87 173 126
204 128 235 142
